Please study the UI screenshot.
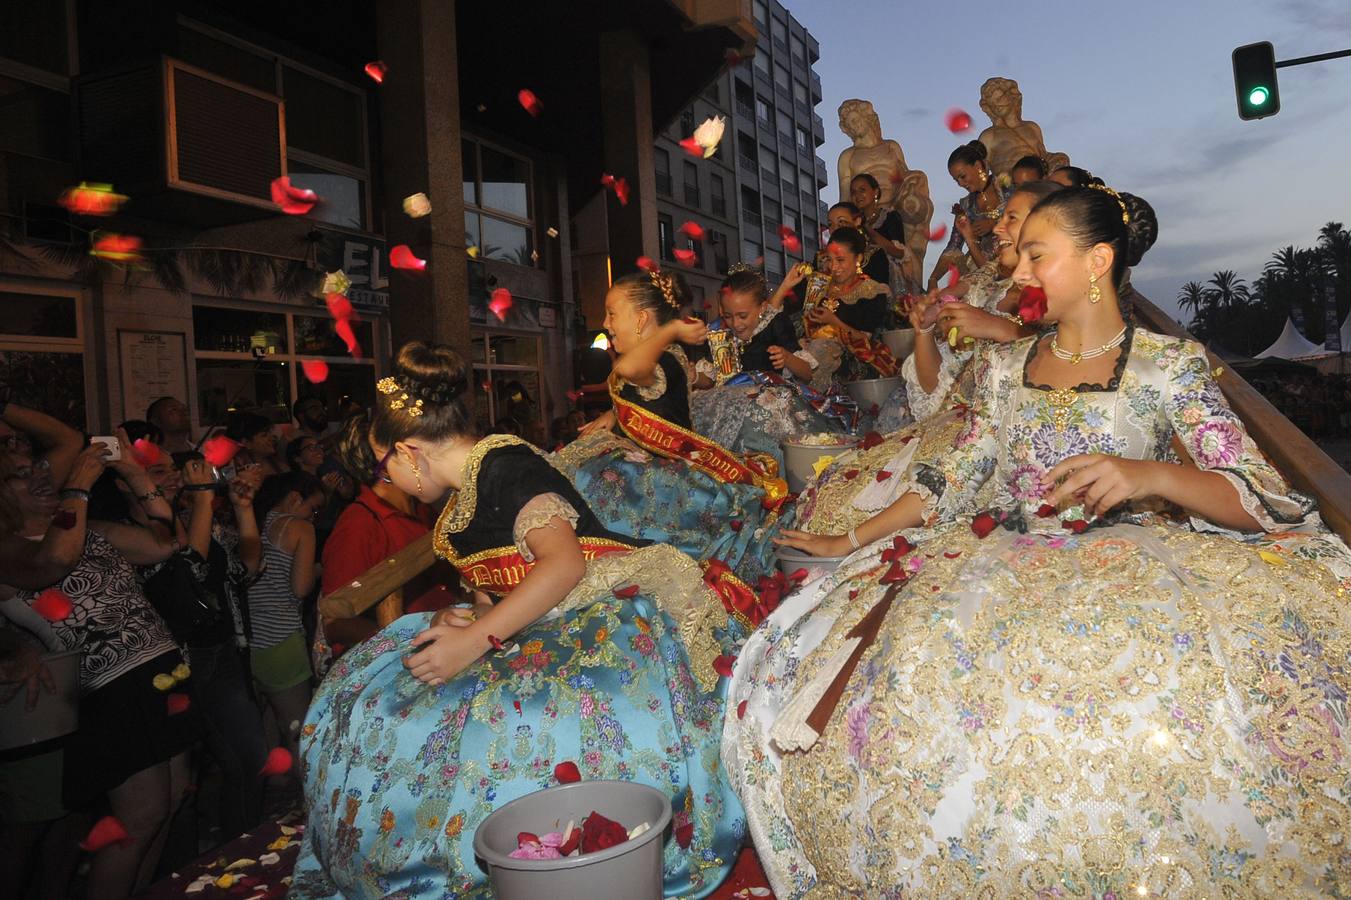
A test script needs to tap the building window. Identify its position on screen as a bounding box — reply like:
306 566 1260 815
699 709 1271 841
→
683 160 700 206
742 239 763 265
796 126 811 151
755 95 772 126
0 287 86 428
741 186 762 228
463 137 536 267
752 0 769 27
764 199 781 228
655 147 672 196
0 3 73 162
753 50 770 75
680 107 695 136
774 65 790 92
471 330 545 434
658 214 674 261
759 145 777 173
799 168 815 194
192 303 377 427
703 81 720 103
793 80 808 104
710 174 726 217
710 230 730 274
772 18 788 49
791 35 806 64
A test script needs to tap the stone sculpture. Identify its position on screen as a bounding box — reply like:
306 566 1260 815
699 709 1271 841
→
976 77 1070 179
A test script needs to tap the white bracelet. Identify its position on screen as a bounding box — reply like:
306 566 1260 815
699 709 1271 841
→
847 528 860 550
917 324 936 335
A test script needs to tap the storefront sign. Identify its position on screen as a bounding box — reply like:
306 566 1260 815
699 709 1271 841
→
118 330 188 423
320 232 389 311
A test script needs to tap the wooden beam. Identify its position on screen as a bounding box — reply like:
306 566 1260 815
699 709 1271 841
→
1131 291 1351 543
317 533 437 620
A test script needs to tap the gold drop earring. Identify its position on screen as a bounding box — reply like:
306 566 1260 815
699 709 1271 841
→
410 459 424 496
1088 271 1102 304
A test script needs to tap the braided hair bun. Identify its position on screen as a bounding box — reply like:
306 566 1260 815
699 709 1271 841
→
1120 192 1158 268
371 341 476 446
1028 186 1159 288
614 268 692 324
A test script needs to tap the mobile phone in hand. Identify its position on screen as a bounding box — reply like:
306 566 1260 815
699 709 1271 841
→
90 435 122 460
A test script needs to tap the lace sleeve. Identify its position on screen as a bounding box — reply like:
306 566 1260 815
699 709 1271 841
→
512 493 583 562
1163 341 1316 533
901 345 958 423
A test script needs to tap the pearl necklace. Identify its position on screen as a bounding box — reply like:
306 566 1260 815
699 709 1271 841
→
1050 325 1128 365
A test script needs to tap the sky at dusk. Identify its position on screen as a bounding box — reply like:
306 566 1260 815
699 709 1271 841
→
788 0 1351 324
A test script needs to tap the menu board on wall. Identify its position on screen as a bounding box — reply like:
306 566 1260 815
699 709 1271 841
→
118 330 188 424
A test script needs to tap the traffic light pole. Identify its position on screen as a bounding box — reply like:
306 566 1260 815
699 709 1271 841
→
1275 47 1351 69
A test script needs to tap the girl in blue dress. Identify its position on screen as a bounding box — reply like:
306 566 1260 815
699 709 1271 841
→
291 342 759 899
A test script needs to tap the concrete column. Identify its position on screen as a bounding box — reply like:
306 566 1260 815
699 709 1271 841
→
376 0 470 366
597 29 658 284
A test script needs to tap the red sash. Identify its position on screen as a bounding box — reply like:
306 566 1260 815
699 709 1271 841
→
609 376 788 509
449 537 633 595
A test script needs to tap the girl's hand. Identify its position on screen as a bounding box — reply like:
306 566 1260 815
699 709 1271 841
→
908 293 941 332
954 214 975 243
773 529 851 558
228 464 263 507
936 304 1019 345
321 471 343 493
781 264 810 290
577 409 616 438
1044 454 1160 517
969 217 996 237
806 306 842 330
403 625 485 685
64 444 109 491
767 345 792 370
671 318 709 346
432 598 494 629
107 427 142 477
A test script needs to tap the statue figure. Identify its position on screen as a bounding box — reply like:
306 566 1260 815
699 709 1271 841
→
837 99 933 287
976 77 1070 179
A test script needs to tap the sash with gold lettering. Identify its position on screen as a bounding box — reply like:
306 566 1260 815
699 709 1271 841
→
609 374 789 509
448 536 635 596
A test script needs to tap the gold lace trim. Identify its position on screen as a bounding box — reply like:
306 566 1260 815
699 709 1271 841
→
512 493 582 562
806 273 889 306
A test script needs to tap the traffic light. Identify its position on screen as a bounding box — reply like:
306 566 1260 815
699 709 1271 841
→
1233 42 1280 120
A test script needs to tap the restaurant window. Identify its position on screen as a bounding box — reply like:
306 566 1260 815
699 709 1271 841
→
463 137 536 267
470 330 544 434
192 303 377 427
658 214 674 261
0 287 85 428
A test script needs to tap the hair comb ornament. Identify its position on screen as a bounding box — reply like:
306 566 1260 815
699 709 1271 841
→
376 376 424 417
1088 183 1130 225
648 269 681 309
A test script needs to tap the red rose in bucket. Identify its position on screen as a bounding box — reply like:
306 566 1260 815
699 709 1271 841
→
580 811 629 853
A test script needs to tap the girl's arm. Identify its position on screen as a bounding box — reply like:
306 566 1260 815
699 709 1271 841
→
284 518 318 597
611 319 706 386
89 519 177 566
0 401 84 489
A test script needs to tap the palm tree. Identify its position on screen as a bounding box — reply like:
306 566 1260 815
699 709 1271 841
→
1176 281 1206 323
1204 270 1250 313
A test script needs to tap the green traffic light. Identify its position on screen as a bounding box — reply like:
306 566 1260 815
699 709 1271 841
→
1248 86 1270 106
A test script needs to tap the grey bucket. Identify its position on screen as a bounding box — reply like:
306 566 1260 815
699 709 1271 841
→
473 780 672 900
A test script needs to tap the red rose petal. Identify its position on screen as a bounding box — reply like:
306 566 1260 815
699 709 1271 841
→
554 761 581 783
675 821 694 849
673 248 698 266
301 359 329 384
517 88 543 118
518 831 540 846
848 589 859 599
324 292 355 322
713 654 736 677
613 177 630 206
927 223 948 242
777 225 801 254
943 551 962 559
1035 503 1057 518
489 287 513 322
91 233 143 262
613 584 640 599
728 519 743 532
678 136 703 157
566 389 583 402
636 255 657 272
259 747 292 776
389 244 427 271
945 108 973 133
789 568 808 583
859 431 885 451
129 437 161 467
875 470 892 482
599 173 615 188
678 221 705 241
32 588 73 621
80 815 132 851
363 61 387 84
335 319 362 359
843 469 859 481
1065 518 1089 534
558 827 582 856
971 512 998 538
58 184 126 217
737 700 748 719
201 435 241 468
945 264 960 290
269 176 317 215
166 693 191 715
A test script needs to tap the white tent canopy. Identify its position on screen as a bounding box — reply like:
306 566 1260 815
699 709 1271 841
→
1256 318 1327 360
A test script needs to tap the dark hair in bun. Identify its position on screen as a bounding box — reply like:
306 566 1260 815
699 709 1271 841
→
1050 165 1101 188
1010 179 1064 204
1012 155 1048 178
826 226 867 256
371 341 475 447
947 140 989 169
614 269 690 325
828 201 861 219
849 172 880 192
721 263 769 303
1028 187 1159 287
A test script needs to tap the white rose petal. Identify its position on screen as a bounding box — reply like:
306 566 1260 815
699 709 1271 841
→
402 192 432 218
693 115 725 158
259 852 281 866
320 270 351 296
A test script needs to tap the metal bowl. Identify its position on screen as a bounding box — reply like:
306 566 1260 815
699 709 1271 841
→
880 328 916 361
782 436 859 493
844 376 903 411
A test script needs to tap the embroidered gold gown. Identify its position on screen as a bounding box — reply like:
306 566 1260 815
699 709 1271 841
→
722 329 1351 897
292 436 757 898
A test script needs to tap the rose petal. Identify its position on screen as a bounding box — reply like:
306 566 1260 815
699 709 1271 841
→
363 61 387 84
517 88 542 118
777 224 801 254
335 319 362 359
713 654 736 677
566 390 583 402
927 223 948 242
678 136 703 157
636 255 657 272
613 177 630 206
32 588 74 621
389 244 427 271
875 470 892 482
678 220 705 241
613 584 640 599
129 437 161 467
488 287 514 323
945 264 960 290
166 693 191 715
728 519 743 532
269 177 317 216
259 747 292 777
945 108 973 133
90 233 143 262
300 359 329 384
674 821 694 849
943 551 962 559
324 292 354 322
401 192 431 218
674 248 697 266
971 512 998 538
201 435 239 469
554 761 581 783
1035 503 1057 518
737 700 747 719
599 173 615 187
58 182 128 217
80 815 132 851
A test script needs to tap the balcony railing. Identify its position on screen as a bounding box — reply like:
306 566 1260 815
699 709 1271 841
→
656 172 672 196
742 208 762 227
736 100 754 120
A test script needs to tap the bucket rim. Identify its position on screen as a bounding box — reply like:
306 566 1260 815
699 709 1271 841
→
780 436 860 449
472 780 673 872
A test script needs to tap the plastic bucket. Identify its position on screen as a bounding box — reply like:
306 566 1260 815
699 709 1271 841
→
781 436 858 494
473 780 672 900
880 328 916 361
0 649 80 751
844 376 902 411
776 548 845 581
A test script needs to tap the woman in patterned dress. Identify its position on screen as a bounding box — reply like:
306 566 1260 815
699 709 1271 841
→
725 187 1351 897
554 270 788 583
929 140 1011 289
292 342 764 899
